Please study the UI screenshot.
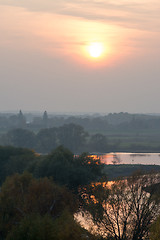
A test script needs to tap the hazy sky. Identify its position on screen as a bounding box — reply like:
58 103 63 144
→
0 0 160 113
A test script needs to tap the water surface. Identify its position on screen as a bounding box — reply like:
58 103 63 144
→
95 153 160 165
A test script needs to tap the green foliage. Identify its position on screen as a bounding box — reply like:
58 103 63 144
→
73 153 104 188
51 209 96 240
0 172 98 240
0 123 90 153
150 215 160 240
0 145 104 193
0 146 37 183
89 133 108 152
35 123 89 153
35 146 74 184
34 146 104 191
6 210 97 240
35 128 57 153
57 123 88 153
6 214 55 240
3 128 36 148
0 172 77 239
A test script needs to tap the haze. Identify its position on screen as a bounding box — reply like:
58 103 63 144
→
0 0 160 113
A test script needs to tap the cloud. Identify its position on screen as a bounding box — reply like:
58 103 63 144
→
0 0 160 31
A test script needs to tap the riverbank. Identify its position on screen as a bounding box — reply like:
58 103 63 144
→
103 164 160 180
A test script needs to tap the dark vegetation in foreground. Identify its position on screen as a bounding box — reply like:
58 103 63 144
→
0 146 103 189
0 172 98 240
0 145 160 185
1 111 160 153
0 146 159 239
0 146 103 240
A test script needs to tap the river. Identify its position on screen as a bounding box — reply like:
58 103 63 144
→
91 152 160 165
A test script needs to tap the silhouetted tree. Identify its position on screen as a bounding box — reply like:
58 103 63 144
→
82 173 160 240
3 128 36 149
42 111 48 128
18 110 26 128
0 146 36 183
89 134 108 152
35 128 57 153
34 146 104 191
58 123 88 153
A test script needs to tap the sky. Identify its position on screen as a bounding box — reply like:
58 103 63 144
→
0 0 160 114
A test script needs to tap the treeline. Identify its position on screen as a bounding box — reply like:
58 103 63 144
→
0 145 160 184
0 145 104 188
1 123 160 154
1 111 160 132
2 111 160 153
0 124 109 154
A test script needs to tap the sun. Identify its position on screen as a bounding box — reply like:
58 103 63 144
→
88 42 103 58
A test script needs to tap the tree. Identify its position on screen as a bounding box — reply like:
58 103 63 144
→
73 153 104 190
89 134 108 153
6 211 97 240
6 214 56 240
34 146 104 191
35 128 58 153
81 173 160 240
42 111 48 128
0 172 77 239
7 111 26 128
0 146 37 184
35 146 74 185
3 128 36 149
58 123 88 153
49 209 97 240
4 149 37 179
18 110 26 128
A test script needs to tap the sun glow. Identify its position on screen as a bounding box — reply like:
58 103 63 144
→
88 42 104 58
